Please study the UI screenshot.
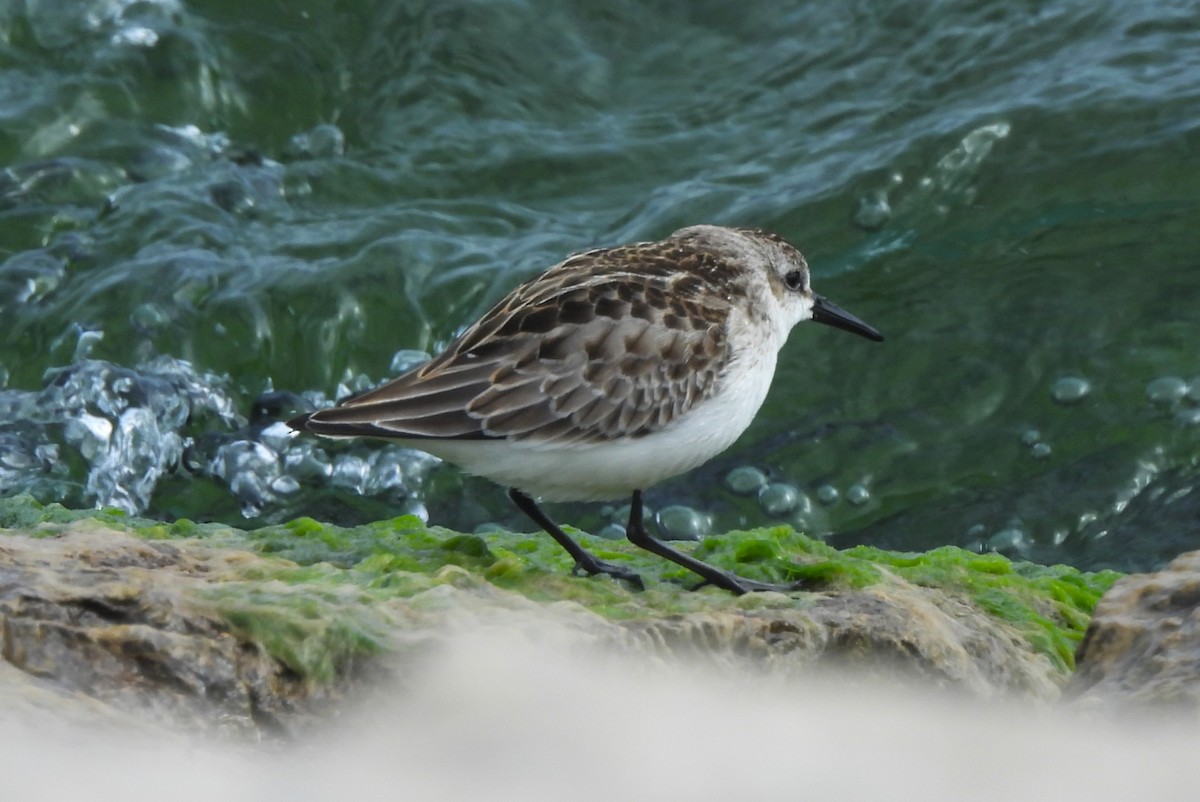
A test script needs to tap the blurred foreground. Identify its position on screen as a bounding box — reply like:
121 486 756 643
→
3 623 1197 802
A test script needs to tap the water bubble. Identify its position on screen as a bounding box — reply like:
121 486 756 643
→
160 124 220 154
1146 376 1188 406
132 142 196 180
7 352 438 519
330 454 370 493
89 406 180 514
1051 377 1090 404
789 492 814 522
852 189 892 231
212 440 284 516
229 483 269 517
931 122 1010 194
73 328 105 362
390 349 432 375
182 445 207 472
365 449 412 494
1176 408 1200 426
986 527 1030 556
0 250 65 306
596 523 626 540
112 26 158 47
111 375 135 397
758 482 800 516
404 500 430 524
285 124 346 160
386 448 439 490
64 412 113 460
209 180 254 214
214 440 277 478
816 484 839 505
336 373 375 401
1020 429 1041 446
846 484 871 506
725 465 767 495
0 450 31 469
269 475 300 496
609 502 647 527
281 439 331 477
281 169 312 199
130 302 172 335
171 273 218 308
0 429 65 499
258 421 295 452
656 505 711 541
963 523 987 553
1030 442 1052 459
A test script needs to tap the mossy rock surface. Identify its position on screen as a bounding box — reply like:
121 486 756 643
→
0 493 1118 684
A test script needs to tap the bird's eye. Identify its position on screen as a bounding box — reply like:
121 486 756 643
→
784 270 804 291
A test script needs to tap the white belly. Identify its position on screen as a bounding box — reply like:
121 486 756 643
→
412 346 779 502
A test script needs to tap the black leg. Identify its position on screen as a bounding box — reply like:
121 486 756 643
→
623 490 803 595
508 489 644 591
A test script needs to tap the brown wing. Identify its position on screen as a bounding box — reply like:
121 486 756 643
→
295 243 733 444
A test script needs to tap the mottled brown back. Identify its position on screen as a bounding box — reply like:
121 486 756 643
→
301 236 742 444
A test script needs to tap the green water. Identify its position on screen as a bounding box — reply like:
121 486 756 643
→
0 0 1197 572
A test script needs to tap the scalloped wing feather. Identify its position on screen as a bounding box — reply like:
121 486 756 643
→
300 243 734 445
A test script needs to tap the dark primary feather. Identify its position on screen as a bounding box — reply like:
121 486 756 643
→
296 238 739 445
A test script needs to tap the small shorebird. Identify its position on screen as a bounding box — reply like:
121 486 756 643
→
289 225 882 594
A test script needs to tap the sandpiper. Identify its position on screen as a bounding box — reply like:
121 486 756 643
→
288 225 883 594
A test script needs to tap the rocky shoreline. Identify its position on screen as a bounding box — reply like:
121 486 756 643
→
0 494 1191 739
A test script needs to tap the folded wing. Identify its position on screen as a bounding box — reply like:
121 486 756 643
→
293 246 732 445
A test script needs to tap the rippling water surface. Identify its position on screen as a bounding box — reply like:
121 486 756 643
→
1 0 1198 572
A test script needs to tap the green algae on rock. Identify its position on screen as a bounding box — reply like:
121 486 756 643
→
0 493 1118 684
691 528 1122 673
0 520 372 739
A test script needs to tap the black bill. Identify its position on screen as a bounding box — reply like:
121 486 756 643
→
812 295 884 342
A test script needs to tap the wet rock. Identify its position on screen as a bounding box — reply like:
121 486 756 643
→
1066 550 1200 711
626 580 1059 698
0 523 360 738
1 503 1099 737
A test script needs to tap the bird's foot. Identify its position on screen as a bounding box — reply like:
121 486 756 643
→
688 571 805 596
572 557 645 591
